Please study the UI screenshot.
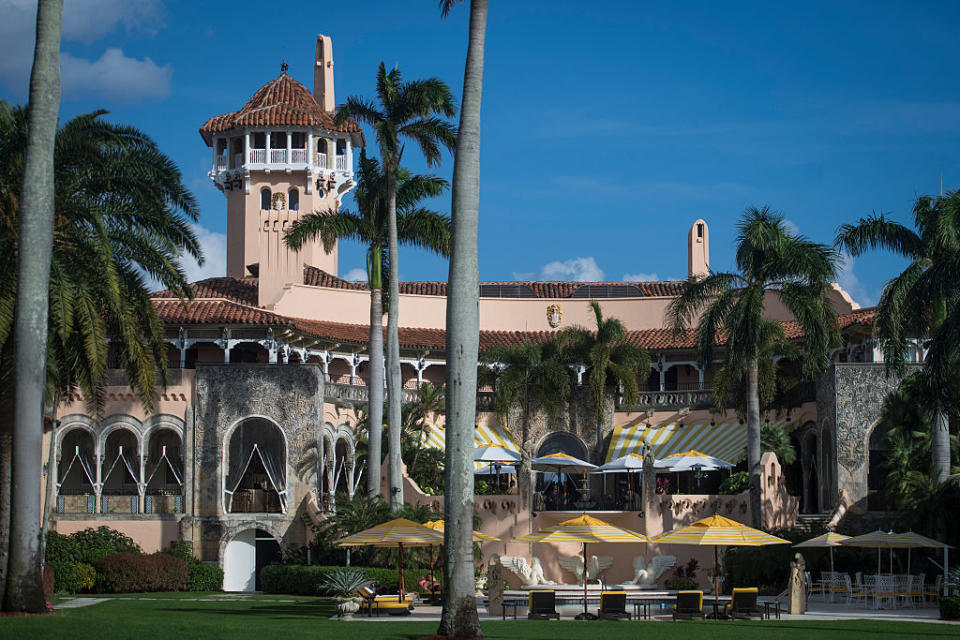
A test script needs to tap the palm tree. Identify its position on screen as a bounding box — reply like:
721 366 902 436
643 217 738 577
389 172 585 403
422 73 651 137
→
0 104 201 610
335 65 456 512
669 206 840 527
3 0 62 612
557 301 651 461
438 1 487 635
481 341 572 450
836 190 960 484
404 381 446 473
285 152 450 497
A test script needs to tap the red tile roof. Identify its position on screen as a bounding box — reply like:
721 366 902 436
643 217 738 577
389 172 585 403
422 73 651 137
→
199 73 364 144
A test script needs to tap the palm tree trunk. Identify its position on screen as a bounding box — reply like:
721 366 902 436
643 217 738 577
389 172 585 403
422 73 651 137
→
385 164 404 512
5 0 62 613
746 357 762 529
931 408 950 485
0 383 12 608
439 0 487 637
367 286 385 497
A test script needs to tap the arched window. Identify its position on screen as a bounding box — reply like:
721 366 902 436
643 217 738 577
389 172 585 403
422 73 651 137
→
225 418 287 513
535 432 589 511
288 188 299 211
145 429 184 514
260 188 271 211
57 428 97 513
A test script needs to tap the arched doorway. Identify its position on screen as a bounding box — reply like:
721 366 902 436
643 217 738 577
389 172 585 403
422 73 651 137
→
535 432 588 510
223 528 282 592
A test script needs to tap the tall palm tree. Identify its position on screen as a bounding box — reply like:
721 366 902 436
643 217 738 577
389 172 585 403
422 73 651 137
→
481 341 572 449
405 381 446 474
285 151 450 497
335 64 456 512
0 104 201 610
669 206 840 527
3 0 62 612
438 1 487 636
836 190 960 484
557 301 651 461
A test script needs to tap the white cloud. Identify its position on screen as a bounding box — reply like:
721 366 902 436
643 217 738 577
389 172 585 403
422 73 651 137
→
622 272 659 282
342 268 368 282
181 224 226 283
782 218 800 236
836 253 875 307
61 49 171 100
0 0 170 100
514 257 605 282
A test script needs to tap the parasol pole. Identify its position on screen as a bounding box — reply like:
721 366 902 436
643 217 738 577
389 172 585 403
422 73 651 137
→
714 546 720 618
830 546 834 575
584 542 588 616
398 542 405 603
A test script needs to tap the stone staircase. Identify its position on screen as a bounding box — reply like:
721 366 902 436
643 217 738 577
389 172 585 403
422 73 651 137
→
795 513 832 534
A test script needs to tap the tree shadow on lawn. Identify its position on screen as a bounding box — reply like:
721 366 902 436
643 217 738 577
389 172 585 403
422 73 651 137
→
156 603 337 619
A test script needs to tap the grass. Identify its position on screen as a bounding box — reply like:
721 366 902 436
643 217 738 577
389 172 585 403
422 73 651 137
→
1 593 954 640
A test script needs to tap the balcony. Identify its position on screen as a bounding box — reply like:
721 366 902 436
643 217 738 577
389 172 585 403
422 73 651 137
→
212 149 350 176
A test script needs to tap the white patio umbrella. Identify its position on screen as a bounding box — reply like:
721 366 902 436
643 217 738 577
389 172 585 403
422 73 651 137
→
592 452 646 473
653 449 734 472
840 530 909 574
473 446 522 464
474 463 517 476
794 531 850 575
892 531 952 578
530 452 597 505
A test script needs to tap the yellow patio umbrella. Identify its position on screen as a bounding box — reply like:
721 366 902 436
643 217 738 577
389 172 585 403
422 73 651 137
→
650 514 790 617
423 519 501 583
337 517 444 601
794 531 851 575
514 513 647 620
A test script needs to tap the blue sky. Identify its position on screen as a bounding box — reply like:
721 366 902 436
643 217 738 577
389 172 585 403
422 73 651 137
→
3 1 960 307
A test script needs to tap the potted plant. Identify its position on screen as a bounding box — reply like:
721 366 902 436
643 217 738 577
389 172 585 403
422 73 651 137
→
319 569 371 620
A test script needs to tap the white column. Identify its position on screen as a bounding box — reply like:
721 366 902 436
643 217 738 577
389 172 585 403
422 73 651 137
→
212 137 218 171
286 131 292 165
94 452 103 514
265 132 271 164
349 354 358 384
696 365 705 390
138 448 146 514
659 364 666 392
346 138 353 171
244 132 250 166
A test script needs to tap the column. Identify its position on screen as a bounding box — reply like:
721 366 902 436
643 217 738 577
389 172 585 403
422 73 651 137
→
268 344 278 364
212 137 218 172
286 131 292 165
183 404 194 522
137 448 146 514
659 363 666 392
94 452 103 514
320 350 330 379
696 365 705 390
346 459 356 498
345 139 353 171
325 454 336 510
349 354 358 384
265 132 271 166
244 132 250 167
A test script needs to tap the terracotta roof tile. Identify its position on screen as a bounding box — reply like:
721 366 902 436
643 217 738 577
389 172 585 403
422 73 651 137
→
199 73 364 143
152 299 287 326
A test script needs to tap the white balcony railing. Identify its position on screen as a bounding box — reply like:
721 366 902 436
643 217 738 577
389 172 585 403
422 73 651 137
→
335 154 346 170
249 148 266 164
269 149 287 164
291 148 308 164
315 153 327 169
214 156 227 172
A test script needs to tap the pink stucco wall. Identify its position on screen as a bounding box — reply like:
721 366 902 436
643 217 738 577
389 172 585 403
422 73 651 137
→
54 519 181 554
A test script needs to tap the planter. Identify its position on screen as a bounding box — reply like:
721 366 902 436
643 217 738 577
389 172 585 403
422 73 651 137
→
335 597 361 620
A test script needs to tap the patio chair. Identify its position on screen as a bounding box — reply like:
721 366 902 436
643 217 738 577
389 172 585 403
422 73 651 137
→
805 571 824 601
908 575 925 608
357 585 414 616
597 591 631 620
848 573 870 608
726 588 762 620
895 575 913 608
873 575 896 610
418 576 442 605
527 590 560 620
672 590 705 621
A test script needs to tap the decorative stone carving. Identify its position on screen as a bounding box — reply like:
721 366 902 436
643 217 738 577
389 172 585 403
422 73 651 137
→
501 556 555 588
789 553 806 614
558 555 613 584
624 555 677 587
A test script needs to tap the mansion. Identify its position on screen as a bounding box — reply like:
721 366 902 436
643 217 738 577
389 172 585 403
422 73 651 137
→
47 35 915 592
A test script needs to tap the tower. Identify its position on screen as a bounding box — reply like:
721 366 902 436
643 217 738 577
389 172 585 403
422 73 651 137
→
687 219 709 279
200 35 365 307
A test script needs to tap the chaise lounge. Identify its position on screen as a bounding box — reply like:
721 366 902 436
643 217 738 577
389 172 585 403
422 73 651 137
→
726 587 763 620
358 585 414 616
528 590 560 620
672 590 705 620
597 591 631 620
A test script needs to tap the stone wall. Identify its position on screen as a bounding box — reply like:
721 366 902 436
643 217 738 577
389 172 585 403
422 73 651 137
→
818 363 919 513
189 363 324 560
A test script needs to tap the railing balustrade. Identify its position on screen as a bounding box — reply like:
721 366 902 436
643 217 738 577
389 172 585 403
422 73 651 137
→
291 149 308 164
335 154 346 170
316 153 327 169
214 156 227 172
249 148 266 164
269 149 287 164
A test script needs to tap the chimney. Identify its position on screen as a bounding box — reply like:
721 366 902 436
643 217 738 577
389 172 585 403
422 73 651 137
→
687 219 710 279
314 35 335 112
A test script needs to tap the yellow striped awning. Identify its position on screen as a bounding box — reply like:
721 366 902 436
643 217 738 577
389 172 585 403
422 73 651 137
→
605 418 795 465
650 514 790 546
419 423 521 469
513 514 647 544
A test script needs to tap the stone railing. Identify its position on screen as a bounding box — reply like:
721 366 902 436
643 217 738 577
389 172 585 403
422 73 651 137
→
617 388 714 411
324 382 419 405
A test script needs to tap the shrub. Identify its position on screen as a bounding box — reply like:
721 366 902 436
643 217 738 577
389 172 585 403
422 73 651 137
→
261 565 431 596
56 562 97 593
941 596 960 620
188 563 224 592
719 471 749 495
97 552 188 593
664 578 699 590
46 526 142 591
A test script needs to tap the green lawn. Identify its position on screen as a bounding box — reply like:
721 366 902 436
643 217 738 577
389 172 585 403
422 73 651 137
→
2 594 955 640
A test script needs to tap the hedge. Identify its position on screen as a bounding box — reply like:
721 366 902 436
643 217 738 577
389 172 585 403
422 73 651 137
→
56 562 96 593
97 552 189 593
941 596 960 620
261 565 433 596
189 563 224 592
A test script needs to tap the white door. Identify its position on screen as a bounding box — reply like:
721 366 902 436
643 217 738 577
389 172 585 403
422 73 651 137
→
223 529 256 592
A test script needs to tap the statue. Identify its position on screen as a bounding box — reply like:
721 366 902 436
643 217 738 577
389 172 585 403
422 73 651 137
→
789 553 806 614
501 556 556 588
558 555 613 584
624 555 677 587
488 555 504 616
